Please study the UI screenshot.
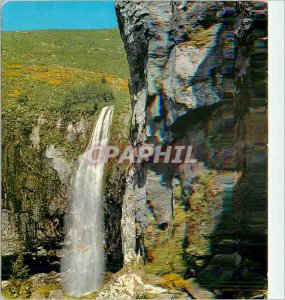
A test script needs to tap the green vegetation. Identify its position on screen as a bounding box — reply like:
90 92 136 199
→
11 252 29 280
2 29 129 79
62 82 115 116
158 273 190 291
3 279 61 299
3 243 31 299
2 280 32 299
187 25 214 49
32 284 61 298
1 29 130 255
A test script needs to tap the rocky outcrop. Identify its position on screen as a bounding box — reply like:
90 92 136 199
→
114 1 149 264
30 115 46 149
45 145 72 186
116 1 225 143
97 269 146 299
115 0 227 266
96 268 188 299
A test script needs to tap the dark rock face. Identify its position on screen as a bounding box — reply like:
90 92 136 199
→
232 0 268 284
1 139 72 277
1 142 72 255
115 0 267 296
104 166 126 272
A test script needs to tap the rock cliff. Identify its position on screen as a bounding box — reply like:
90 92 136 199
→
115 0 267 296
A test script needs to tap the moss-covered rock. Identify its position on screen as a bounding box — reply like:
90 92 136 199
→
145 167 223 277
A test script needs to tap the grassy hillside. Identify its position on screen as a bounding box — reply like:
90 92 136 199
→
2 29 129 77
2 29 131 156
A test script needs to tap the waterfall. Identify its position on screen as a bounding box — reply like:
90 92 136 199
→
62 106 114 297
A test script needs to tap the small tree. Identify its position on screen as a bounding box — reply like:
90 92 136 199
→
8 241 30 298
17 95 29 105
11 251 29 280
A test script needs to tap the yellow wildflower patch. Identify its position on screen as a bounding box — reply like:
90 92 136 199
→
47 79 62 85
7 64 22 70
11 89 21 97
3 65 128 91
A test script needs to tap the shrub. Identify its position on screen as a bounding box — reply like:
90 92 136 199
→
11 252 29 280
159 273 190 291
17 95 29 105
4 248 31 299
62 82 114 115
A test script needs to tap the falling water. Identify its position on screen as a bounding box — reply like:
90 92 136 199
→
62 106 114 297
